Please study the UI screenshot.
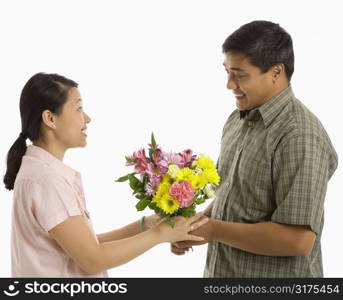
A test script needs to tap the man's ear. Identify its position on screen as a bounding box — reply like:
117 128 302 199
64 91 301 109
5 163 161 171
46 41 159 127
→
272 64 285 82
41 110 57 129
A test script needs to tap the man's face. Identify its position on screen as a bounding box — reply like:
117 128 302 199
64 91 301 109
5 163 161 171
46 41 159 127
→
223 52 276 111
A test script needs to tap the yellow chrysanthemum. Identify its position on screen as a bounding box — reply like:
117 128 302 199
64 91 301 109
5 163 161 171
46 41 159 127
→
201 169 220 185
190 174 208 189
176 167 195 182
154 193 179 214
161 174 173 185
155 182 171 199
196 155 216 170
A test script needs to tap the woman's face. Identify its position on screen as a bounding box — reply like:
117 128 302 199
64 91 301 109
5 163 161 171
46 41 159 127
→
54 87 91 149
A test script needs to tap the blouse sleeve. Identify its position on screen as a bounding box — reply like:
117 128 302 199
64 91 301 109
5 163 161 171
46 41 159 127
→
32 174 82 232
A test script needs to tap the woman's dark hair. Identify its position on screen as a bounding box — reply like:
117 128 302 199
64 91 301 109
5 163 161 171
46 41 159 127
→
222 20 294 81
3 72 78 190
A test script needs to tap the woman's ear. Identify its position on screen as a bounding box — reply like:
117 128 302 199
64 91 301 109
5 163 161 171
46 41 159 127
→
41 110 57 129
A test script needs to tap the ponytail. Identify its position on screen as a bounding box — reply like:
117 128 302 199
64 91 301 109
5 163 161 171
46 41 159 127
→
3 133 27 190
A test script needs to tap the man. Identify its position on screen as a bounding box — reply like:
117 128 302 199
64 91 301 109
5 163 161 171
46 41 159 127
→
172 20 338 277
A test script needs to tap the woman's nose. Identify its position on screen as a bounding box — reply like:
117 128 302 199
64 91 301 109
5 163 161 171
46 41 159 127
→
84 112 91 123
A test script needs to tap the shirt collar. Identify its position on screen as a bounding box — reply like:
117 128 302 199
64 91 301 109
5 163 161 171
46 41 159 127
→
25 144 79 185
238 86 294 127
257 86 294 128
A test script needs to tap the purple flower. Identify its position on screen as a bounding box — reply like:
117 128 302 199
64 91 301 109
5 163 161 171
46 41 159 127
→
146 162 167 178
146 182 158 195
145 166 162 195
160 151 183 168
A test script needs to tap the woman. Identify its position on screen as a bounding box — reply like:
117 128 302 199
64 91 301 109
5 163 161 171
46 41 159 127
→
3 73 208 277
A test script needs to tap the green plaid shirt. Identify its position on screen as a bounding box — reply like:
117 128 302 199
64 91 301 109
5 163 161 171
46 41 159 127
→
204 86 338 277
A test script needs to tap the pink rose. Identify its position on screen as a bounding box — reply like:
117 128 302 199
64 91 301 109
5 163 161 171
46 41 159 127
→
169 181 195 207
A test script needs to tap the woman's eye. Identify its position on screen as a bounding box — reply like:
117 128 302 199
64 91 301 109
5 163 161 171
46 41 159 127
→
77 106 83 111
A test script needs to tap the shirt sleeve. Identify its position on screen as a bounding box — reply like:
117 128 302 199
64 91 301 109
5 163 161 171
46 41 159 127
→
32 174 82 232
271 134 330 234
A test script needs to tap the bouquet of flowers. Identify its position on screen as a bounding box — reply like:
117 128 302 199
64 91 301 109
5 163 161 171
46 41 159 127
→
116 133 220 226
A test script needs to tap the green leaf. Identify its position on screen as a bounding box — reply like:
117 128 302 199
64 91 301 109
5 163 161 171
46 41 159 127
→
165 216 176 228
135 193 144 200
125 156 137 163
148 202 157 210
151 132 157 148
194 197 206 205
115 175 129 182
128 174 140 190
136 198 150 211
142 173 148 189
148 148 154 162
135 183 145 194
181 205 196 217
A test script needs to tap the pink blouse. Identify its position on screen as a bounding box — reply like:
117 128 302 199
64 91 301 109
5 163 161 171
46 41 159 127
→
11 145 108 278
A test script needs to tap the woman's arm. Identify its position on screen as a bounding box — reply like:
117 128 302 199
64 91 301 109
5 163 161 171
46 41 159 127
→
49 214 208 275
96 215 160 243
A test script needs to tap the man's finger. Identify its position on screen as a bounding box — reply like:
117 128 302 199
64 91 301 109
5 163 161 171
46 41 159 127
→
188 212 205 224
190 216 209 231
187 234 205 242
171 244 187 255
173 241 191 248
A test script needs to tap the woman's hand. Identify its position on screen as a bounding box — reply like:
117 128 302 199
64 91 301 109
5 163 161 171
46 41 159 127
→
144 214 162 231
152 212 209 244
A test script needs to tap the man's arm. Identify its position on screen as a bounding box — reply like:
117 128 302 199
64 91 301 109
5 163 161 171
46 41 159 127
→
174 219 316 256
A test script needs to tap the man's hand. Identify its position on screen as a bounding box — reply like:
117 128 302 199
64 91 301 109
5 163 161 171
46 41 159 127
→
170 217 213 255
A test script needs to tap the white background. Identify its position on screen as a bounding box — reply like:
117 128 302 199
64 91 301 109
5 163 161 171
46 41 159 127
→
0 0 342 277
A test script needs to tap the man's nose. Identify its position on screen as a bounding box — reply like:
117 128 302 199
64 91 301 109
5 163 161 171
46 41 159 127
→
227 74 238 90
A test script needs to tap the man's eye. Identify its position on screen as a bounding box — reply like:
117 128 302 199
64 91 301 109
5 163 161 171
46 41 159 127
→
235 74 247 80
227 72 246 80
